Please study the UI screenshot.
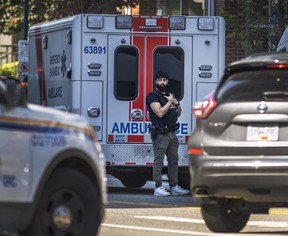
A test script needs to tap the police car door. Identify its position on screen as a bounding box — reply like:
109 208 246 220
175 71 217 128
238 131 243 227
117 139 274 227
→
0 105 30 201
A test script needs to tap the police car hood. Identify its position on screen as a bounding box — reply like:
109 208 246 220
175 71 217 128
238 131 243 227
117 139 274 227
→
26 103 90 128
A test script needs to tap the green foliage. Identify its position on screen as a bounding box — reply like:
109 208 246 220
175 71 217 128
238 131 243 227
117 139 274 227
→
224 0 288 55
0 0 139 35
0 62 18 77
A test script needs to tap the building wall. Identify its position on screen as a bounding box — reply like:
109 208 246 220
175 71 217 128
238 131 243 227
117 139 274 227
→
0 35 15 66
140 0 245 65
139 0 157 15
221 0 246 64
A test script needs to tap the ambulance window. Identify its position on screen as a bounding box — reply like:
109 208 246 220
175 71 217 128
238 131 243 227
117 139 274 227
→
153 47 184 100
114 46 139 100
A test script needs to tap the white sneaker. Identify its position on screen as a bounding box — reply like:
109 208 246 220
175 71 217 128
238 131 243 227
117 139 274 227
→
171 185 189 196
154 186 171 196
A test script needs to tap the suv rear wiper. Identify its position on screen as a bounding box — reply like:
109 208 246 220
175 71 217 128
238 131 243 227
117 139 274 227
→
264 91 288 100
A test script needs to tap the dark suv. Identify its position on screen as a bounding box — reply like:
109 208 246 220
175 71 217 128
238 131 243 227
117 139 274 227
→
188 52 288 233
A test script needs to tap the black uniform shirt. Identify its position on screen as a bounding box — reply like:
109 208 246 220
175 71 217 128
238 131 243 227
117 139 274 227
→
146 90 178 127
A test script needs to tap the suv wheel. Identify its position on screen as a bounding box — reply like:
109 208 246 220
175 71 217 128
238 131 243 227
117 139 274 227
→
201 199 250 233
20 168 101 236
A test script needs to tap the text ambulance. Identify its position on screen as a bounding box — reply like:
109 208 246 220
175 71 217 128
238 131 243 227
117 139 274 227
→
28 14 225 188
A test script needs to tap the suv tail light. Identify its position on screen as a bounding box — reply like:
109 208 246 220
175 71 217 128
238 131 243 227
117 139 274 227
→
266 63 288 69
193 96 217 118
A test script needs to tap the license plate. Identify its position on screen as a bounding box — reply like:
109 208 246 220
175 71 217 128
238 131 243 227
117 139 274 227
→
247 125 279 141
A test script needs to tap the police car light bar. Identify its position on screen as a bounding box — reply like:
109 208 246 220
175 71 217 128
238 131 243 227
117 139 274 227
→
198 17 214 31
87 15 104 29
116 15 133 29
169 16 186 30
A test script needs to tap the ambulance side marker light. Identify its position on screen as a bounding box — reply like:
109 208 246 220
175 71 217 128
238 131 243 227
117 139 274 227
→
67 30 72 44
42 35 48 49
87 15 104 29
188 148 203 155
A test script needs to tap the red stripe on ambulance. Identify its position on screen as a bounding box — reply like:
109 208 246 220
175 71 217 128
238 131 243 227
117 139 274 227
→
129 17 170 123
108 135 144 143
35 27 47 106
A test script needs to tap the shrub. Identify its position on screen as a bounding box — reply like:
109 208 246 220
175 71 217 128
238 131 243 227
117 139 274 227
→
0 61 18 77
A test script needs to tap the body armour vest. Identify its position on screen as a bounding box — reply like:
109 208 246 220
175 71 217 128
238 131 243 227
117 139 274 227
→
146 91 179 127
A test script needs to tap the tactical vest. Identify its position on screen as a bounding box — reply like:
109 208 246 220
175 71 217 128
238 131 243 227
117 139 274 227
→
149 91 179 127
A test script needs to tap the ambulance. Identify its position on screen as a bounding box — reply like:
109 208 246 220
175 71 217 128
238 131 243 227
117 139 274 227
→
28 14 225 188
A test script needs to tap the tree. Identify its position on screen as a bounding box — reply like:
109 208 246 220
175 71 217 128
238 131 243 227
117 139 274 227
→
0 0 139 35
224 0 288 55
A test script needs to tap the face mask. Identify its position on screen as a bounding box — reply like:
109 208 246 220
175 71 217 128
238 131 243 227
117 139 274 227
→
156 84 167 93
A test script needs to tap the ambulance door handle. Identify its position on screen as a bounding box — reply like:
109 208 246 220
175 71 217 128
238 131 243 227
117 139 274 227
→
87 107 100 117
130 108 143 120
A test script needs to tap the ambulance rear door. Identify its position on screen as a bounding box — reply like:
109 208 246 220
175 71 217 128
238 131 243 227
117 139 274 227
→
106 33 192 147
106 34 141 144
150 35 192 145
80 29 106 141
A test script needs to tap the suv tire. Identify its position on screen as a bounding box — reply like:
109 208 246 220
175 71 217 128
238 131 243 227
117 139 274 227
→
201 199 250 233
20 168 101 236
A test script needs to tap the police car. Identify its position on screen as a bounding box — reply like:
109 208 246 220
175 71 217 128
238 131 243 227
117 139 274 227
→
0 79 107 236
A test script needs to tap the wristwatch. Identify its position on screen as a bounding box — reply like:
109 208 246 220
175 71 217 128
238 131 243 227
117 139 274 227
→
175 103 180 107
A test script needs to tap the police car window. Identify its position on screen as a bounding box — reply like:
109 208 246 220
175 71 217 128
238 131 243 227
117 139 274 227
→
114 46 139 100
153 46 184 100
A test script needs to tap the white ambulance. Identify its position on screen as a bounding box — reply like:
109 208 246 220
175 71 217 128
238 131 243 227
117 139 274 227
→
0 77 107 235
28 14 225 188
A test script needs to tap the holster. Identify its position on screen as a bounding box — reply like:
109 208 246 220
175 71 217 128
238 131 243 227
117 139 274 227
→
148 124 158 141
157 126 170 134
158 123 180 133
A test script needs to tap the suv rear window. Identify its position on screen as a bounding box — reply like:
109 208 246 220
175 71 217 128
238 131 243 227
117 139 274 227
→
216 70 288 103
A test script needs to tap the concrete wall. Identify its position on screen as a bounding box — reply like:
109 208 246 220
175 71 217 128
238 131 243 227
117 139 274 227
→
0 34 17 66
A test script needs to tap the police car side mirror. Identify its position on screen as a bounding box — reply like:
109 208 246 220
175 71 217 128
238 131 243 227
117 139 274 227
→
0 80 26 108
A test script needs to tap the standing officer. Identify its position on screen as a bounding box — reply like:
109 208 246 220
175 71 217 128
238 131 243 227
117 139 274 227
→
146 71 189 196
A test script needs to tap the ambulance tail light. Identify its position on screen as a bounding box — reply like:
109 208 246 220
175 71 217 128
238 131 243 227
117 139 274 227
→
193 96 217 119
116 15 133 29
